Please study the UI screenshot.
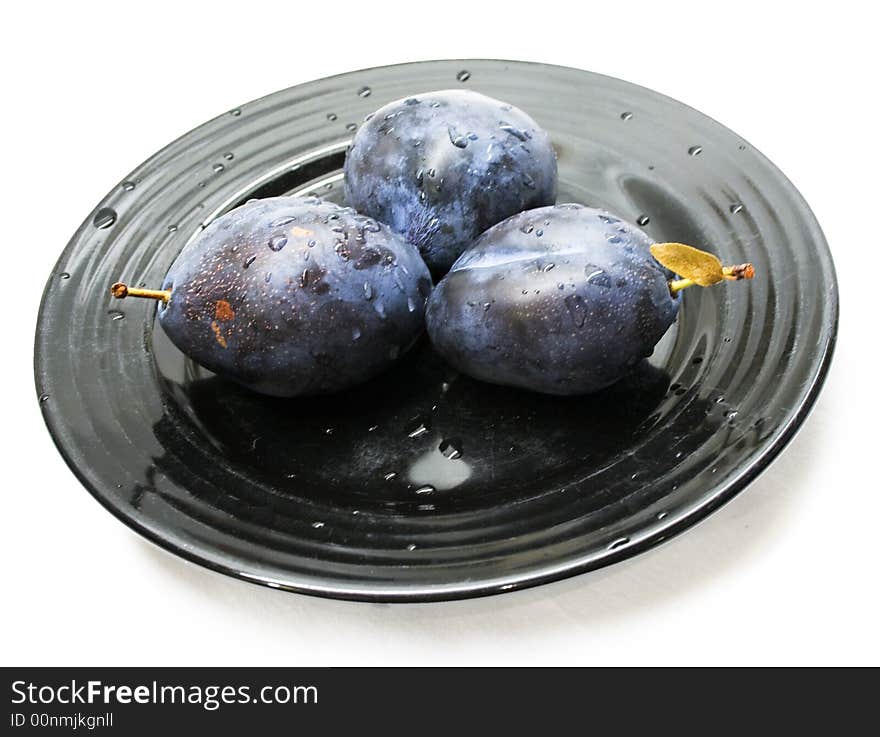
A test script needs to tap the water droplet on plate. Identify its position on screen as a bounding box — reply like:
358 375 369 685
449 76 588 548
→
213 163 225 173
414 485 435 495
327 112 337 121
439 438 463 460
456 70 470 82
357 86 371 97
407 416 431 438
311 521 325 529
59 272 70 280
93 207 117 229
608 537 630 550
688 145 702 156
346 123 357 132
121 180 136 191
384 472 397 481
730 203 744 214
406 543 417 551
620 111 633 121
39 393 50 403
636 214 650 226
224 152 234 160
229 108 241 116
108 310 125 321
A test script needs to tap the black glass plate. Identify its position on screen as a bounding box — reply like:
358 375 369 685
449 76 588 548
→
34 60 838 601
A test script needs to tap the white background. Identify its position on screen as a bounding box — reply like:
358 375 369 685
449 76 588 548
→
3 1 877 666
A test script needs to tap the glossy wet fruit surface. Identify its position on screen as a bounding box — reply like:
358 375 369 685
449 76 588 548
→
159 197 431 396
427 205 679 395
35 61 837 600
344 89 557 274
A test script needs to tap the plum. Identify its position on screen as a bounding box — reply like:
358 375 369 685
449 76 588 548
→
425 204 680 396
112 196 432 397
344 89 557 275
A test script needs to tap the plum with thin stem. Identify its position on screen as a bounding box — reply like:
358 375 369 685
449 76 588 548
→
111 196 432 397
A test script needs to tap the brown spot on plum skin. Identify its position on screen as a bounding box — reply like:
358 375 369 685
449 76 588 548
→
214 299 235 321
290 226 313 238
211 320 228 348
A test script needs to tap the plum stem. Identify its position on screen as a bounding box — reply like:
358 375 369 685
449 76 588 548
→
669 278 696 294
723 263 756 281
669 263 755 295
110 282 171 303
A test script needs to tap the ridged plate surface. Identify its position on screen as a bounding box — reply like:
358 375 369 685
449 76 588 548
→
34 60 838 601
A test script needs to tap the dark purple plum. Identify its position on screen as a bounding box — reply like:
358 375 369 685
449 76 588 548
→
425 204 679 395
344 89 557 275
148 197 432 397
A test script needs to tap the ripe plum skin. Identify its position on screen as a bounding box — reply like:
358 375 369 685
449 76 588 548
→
425 204 679 395
344 89 557 275
159 196 432 397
